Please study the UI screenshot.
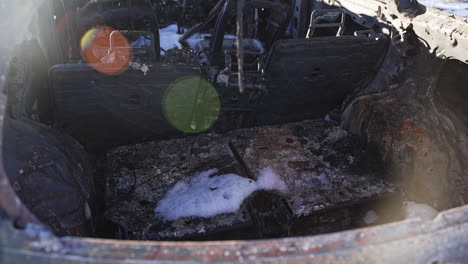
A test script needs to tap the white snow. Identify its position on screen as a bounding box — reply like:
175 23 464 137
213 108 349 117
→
450 8 468 17
362 210 379 225
419 0 468 18
256 167 288 192
129 61 149 75
419 0 468 10
403 201 439 221
184 32 214 49
159 24 183 53
159 24 236 55
155 167 287 221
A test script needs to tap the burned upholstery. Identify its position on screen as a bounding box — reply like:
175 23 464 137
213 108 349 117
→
257 34 388 125
49 63 199 150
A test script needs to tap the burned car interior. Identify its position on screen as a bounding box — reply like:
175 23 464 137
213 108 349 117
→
1 0 467 246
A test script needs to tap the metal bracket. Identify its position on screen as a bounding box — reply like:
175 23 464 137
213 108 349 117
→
354 30 378 38
306 9 346 38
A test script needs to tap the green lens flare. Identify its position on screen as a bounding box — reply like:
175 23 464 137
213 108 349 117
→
80 28 98 52
163 76 220 133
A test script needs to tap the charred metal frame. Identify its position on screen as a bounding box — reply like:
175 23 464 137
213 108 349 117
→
0 0 468 263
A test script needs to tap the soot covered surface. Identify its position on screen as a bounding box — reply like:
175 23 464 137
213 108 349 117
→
104 120 395 240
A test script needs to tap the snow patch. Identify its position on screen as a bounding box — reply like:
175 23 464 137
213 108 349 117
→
419 0 468 10
129 61 149 75
256 167 288 192
419 0 468 17
159 24 183 53
362 210 379 225
155 167 287 221
403 201 439 221
447 8 468 17
184 32 212 49
159 24 236 55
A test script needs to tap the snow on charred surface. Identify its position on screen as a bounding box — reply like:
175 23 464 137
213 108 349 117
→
155 168 286 221
159 24 236 54
104 120 396 240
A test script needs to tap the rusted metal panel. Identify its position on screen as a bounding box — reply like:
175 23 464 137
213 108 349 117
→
0 205 468 263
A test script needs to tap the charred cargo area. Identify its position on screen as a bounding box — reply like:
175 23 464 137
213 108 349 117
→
102 120 396 240
1 0 467 243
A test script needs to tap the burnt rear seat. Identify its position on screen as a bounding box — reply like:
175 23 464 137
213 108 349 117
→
256 33 389 125
49 63 198 151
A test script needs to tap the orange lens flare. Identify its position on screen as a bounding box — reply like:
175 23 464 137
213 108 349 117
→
80 26 132 75
55 11 74 36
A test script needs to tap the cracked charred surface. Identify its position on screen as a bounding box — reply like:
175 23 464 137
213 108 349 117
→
104 120 395 240
230 121 393 217
105 132 251 240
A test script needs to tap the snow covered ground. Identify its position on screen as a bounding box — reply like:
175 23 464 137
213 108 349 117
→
419 0 468 18
155 167 287 221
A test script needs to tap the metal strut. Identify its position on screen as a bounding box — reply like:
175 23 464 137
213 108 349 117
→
236 0 245 94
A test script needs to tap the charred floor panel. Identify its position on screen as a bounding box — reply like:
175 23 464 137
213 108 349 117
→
104 120 397 240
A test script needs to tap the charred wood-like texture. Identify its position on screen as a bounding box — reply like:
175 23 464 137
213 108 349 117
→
105 120 395 240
